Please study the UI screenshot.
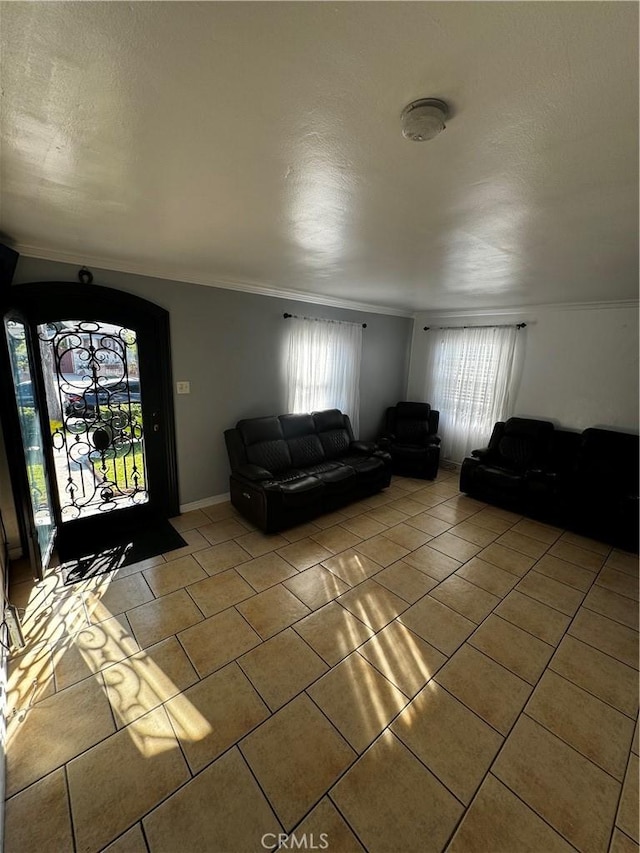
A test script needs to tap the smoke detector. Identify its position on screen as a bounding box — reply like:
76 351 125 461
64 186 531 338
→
401 98 448 142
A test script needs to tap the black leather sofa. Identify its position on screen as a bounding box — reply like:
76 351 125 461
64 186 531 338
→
224 409 392 532
379 401 441 479
460 418 639 550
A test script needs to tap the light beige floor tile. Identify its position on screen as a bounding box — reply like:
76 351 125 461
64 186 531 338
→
387 496 430 517
187 569 255 617
277 538 334 571
436 644 531 734
6 675 116 796
236 584 310 639
355 534 410 568
428 531 482 562
456 557 519 597
526 670 634 779
308 653 407 752
606 550 639 576
496 590 571 645
391 681 503 804
165 662 269 773
469 614 555 685
86 573 154 620
234 552 298 592
569 609 639 669
549 540 606 572
400 595 475 655
294 602 374 666
359 620 447 698
313 510 350 529
127 589 203 649
178 607 261 677
162 527 210 560
382 522 432 550
331 729 463 853
467 510 513 535
67 705 189 853
550 634 639 718
406 511 452 536
515 570 585 616
234 530 288 557
394 476 428 493
336 579 408 631
7 642 56 714
310 525 362 554
54 614 141 691
102 635 198 728
427 503 478 525
492 715 621 853
170 509 209 532
583 585 639 630
241 693 355 830
340 514 387 539
4 768 74 853
448 520 498 548
479 506 522 523
102 823 148 853
193 540 252 575
510 518 563 545
374 560 438 603
403 544 461 581
200 501 237 522
238 628 327 710
111 554 166 580
596 567 639 602
447 773 574 853
559 530 611 556
617 753 639 843
534 553 596 592
280 520 322 543
633 719 639 755
430 575 501 624
365 506 410 527
294 797 365 853
610 828 640 853
321 549 384 586
284 564 351 610
441 494 485 512
477 542 535 577
143 747 279 853
199 518 249 546
496 530 549 559
142 555 207 597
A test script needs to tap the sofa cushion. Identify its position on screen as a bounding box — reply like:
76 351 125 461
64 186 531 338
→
287 434 326 467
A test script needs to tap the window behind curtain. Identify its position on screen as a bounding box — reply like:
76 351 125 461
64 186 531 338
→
428 325 519 461
285 317 362 434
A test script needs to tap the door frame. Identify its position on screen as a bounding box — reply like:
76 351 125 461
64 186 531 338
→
1 281 179 565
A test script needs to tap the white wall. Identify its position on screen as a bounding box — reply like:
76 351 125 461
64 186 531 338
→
407 302 639 435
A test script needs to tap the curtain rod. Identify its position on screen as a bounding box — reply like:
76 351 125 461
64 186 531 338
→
423 322 526 331
283 312 367 328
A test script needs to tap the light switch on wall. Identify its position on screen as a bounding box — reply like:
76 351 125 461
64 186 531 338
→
176 381 191 394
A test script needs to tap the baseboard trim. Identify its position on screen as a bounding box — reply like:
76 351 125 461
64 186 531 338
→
179 493 230 513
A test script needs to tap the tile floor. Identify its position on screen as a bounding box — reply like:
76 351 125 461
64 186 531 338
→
4 470 639 853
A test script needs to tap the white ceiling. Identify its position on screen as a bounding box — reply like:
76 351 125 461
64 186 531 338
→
1 2 638 313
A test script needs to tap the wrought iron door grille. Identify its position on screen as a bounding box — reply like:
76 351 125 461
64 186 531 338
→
38 320 148 522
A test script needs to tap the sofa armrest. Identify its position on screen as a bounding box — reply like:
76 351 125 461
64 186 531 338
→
471 446 493 460
427 434 441 447
234 463 274 482
350 440 377 454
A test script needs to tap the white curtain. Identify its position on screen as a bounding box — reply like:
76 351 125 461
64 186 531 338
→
285 317 362 434
428 325 520 462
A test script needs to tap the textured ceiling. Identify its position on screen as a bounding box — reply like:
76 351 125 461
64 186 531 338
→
1 2 638 312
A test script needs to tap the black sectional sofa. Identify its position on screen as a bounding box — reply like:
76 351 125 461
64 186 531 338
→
224 409 391 532
460 418 639 551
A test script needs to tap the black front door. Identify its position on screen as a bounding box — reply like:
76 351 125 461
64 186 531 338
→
3 281 179 567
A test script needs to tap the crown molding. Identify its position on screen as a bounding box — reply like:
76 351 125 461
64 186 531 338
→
15 244 414 319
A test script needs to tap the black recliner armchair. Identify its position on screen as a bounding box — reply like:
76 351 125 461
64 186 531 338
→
379 401 441 479
459 417 555 507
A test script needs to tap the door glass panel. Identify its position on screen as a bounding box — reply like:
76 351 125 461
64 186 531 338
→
5 319 56 562
37 320 148 522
